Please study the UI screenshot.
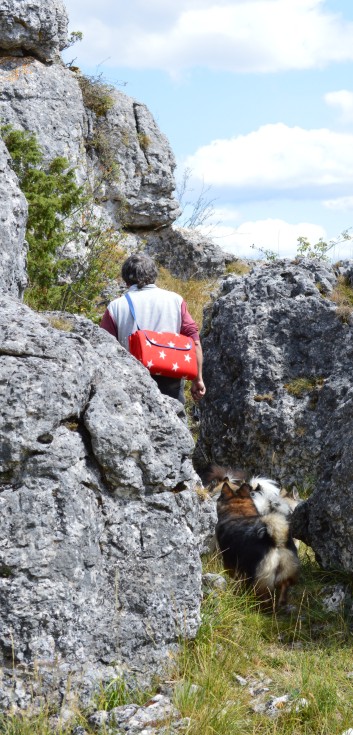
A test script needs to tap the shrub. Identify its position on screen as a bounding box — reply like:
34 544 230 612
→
2 125 84 294
137 132 151 151
90 127 120 185
296 229 353 260
2 125 125 319
77 73 115 117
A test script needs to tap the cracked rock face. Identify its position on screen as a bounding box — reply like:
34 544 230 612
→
195 259 353 572
0 59 180 228
92 90 181 228
0 57 86 168
0 138 27 297
0 0 68 62
0 297 204 709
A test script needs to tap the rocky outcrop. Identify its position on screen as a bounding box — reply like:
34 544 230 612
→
144 226 235 280
0 296 209 709
0 0 68 62
0 57 180 228
92 91 180 228
0 137 27 297
0 57 87 168
195 259 353 572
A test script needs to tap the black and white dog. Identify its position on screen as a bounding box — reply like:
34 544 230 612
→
209 468 300 607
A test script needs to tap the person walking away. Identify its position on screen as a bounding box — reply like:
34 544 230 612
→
100 253 206 404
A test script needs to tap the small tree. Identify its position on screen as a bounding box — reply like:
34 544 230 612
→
296 230 353 260
2 125 125 318
2 126 84 293
175 166 218 230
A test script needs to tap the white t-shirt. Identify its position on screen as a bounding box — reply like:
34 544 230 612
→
108 284 183 351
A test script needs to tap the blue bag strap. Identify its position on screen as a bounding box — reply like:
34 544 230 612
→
125 292 141 331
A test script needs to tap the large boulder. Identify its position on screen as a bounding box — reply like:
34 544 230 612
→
195 259 353 572
145 226 236 280
0 296 206 709
90 90 180 229
0 0 68 62
0 57 87 168
0 137 27 297
0 56 180 228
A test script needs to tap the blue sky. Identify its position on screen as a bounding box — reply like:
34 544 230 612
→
63 0 353 260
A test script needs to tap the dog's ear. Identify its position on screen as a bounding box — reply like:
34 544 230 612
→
236 482 252 498
220 481 236 499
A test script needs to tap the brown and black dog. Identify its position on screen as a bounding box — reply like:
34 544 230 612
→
212 470 299 607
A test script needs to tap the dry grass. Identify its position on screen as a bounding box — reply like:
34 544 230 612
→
330 276 353 323
46 316 73 332
253 393 274 403
284 377 325 398
226 260 252 276
156 267 216 330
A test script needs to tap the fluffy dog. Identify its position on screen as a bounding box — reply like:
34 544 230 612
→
211 470 299 606
209 466 300 518
248 476 300 518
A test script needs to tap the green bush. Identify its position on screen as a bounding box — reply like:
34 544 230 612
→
2 125 84 293
77 73 115 117
2 125 125 318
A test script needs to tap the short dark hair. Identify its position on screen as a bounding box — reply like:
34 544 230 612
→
121 253 158 289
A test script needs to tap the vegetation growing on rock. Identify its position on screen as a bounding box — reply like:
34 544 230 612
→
2 125 125 319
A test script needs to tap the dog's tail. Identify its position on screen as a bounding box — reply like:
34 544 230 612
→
249 476 281 496
255 547 300 600
255 512 299 602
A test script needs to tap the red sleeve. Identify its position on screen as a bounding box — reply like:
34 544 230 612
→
180 300 200 341
100 309 118 339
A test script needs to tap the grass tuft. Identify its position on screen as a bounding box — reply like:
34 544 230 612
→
284 376 324 397
171 549 353 735
225 260 251 276
156 267 216 330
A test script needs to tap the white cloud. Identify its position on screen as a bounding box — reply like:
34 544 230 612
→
323 196 353 211
63 0 353 74
198 215 327 258
184 123 353 196
324 90 353 122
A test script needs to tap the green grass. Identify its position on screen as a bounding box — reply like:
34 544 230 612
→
2 550 353 734
0 712 70 735
170 549 353 735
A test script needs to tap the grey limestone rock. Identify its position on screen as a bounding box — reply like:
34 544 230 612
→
195 259 353 572
0 58 180 228
0 0 68 62
0 137 27 297
0 57 86 168
90 90 181 229
0 297 204 709
145 226 236 280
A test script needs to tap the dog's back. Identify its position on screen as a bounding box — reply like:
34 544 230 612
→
215 479 299 605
